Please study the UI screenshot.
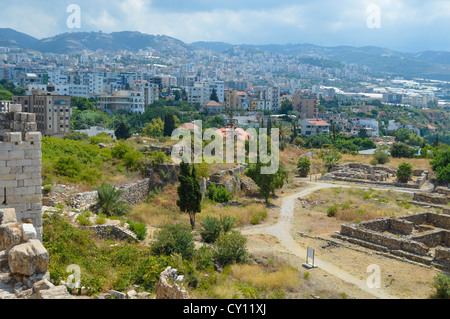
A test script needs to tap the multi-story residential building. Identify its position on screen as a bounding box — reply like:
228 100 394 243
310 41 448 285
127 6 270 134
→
130 80 159 105
300 119 330 137
187 80 225 106
25 83 90 98
225 90 249 110
12 87 71 137
293 92 318 119
97 90 145 114
18 73 43 88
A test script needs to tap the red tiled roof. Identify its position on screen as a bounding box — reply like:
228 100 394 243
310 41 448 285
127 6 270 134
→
306 120 329 126
204 100 222 107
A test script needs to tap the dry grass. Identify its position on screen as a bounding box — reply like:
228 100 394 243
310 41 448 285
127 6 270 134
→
310 187 440 223
231 264 300 291
128 184 269 228
201 202 268 226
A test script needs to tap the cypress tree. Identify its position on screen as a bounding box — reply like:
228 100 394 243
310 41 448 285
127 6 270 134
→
164 113 176 137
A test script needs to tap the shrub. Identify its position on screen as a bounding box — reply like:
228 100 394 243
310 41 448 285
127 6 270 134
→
200 216 223 243
111 142 132 159
76 214 92 226
123 151 143 171
207 184 232 203
54 156 82 178
372 149 390 165
194 246 215 271
250 215 261 225
327 205 339 217
214 231 248 266
297 158 311 177
151 222 195 260
431 273 450 299
42 185 52 195
220 215 236 233
134 255 171 291
63 132 89 141
95 214 107 225
126 218 147 240
95 182 131 217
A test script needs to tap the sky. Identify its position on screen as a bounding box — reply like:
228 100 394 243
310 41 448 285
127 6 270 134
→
1 0 450 52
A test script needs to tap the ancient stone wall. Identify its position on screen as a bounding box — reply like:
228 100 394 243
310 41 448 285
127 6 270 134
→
389 219 414 235
0 104 42 240
78 225 138 242
435 248 450 262
413 193 449 206
322 163 428 189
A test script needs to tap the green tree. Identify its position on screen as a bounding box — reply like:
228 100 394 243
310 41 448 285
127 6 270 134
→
318 147 342 172
245 160 288 203
396 162 413 183
0 90 13 101
431 148 450 183
210 88 219 103
71 96 95 111
358 128 369 139
177 162 202 229
115 122 132 140
95 182 131 217
163 113 176 137
297 157 311 177
279 100 293 115
142 118 164 137
11 87 25 96
390 143 415 158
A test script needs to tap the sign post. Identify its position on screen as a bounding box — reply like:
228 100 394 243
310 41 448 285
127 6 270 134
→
302 247 317 269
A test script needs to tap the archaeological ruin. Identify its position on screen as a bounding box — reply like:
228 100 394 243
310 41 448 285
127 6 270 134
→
333 212 450 269
0 103 43 240
320 163 429 189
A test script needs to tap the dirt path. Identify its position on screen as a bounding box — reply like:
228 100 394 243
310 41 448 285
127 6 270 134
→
242 181 425 299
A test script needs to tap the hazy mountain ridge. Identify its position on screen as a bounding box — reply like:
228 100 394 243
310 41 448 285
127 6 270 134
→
1 28 450 80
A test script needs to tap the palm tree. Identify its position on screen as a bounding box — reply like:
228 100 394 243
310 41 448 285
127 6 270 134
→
95 182 131 217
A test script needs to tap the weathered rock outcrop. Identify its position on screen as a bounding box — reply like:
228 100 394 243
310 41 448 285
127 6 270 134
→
155 267 189 299
0 208 72 299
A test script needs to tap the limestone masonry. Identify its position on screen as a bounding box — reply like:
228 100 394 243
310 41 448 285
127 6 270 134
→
0 103 43 240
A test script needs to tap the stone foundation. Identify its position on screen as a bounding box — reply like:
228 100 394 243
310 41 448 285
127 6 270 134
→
321 163 428 189
337 212 450 269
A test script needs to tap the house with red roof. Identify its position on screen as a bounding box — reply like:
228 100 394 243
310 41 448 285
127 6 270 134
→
300 119 330 137
200 100 223 115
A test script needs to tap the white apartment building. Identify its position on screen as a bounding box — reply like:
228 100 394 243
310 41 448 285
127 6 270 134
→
97 90 145 114
186 80 225 105
25 83 89 98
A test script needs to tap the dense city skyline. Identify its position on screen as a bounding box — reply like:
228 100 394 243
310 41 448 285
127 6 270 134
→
1 0 450 52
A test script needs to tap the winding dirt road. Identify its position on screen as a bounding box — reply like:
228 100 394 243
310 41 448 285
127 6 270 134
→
241 181 420 299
